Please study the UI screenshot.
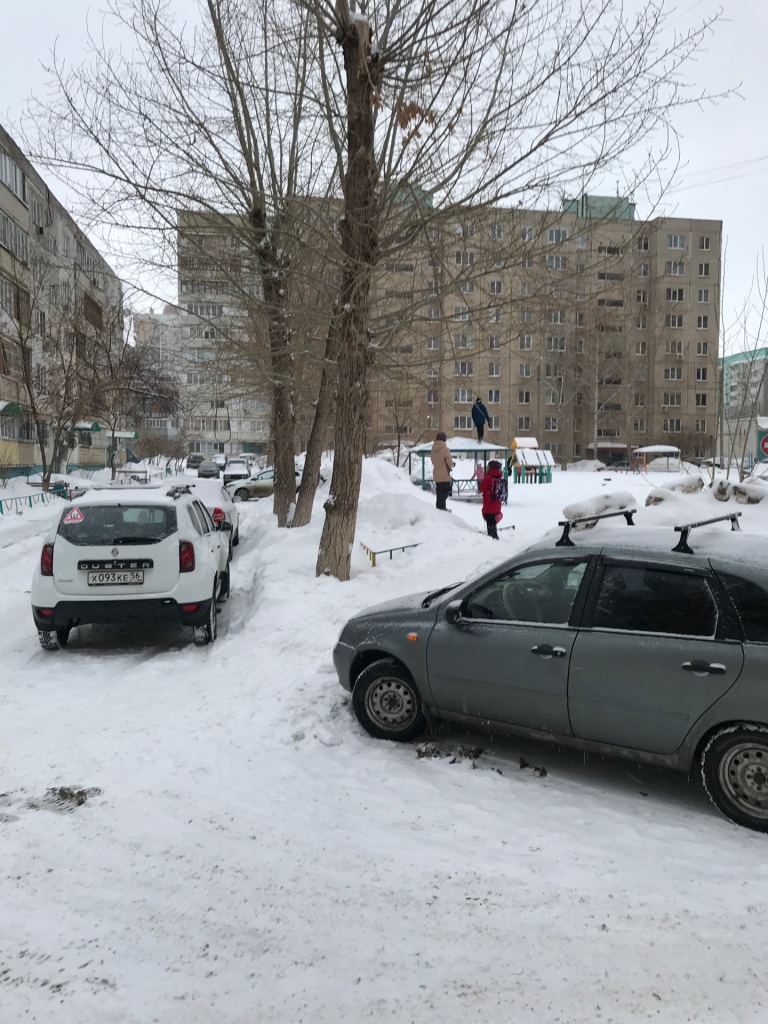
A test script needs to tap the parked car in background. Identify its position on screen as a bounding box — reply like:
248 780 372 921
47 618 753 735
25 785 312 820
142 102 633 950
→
605 461 635 473
186 478 240 556
226 467 301 501
186 453 205 470
222 459 250 486
213 453 227 469
197 460 221 479
334 509 768 832
31 483 231 649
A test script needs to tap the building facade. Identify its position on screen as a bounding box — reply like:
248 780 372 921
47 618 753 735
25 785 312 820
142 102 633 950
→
0 124 123 473
368 197 721 465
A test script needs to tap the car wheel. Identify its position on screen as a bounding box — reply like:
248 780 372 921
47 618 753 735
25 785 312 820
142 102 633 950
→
352 659 427 742
235 488 250 502
701 725 768 832
38 629 61 651
218 570 230 604
193 588 218 646
233 528 240 547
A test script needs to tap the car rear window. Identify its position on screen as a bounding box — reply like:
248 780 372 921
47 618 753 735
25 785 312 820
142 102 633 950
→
57 505 178 546
719 573 768 643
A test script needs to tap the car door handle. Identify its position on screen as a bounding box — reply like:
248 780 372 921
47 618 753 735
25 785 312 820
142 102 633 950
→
681 660 727 676
531 644 567 659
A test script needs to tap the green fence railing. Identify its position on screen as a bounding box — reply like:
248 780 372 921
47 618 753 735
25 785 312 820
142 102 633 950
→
0 491 61 516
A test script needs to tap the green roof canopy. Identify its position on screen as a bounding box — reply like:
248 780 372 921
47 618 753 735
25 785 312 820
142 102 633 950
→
0 401 23 418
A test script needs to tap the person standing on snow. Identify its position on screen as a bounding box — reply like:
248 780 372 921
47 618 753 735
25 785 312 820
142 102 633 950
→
471 396 492 441
479 459 504 538
430 431 454 511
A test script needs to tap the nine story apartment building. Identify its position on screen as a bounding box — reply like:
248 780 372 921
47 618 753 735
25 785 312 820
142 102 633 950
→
0 124 123 472
368 196 721 464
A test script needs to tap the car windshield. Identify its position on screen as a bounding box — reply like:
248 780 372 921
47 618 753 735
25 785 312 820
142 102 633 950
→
57 505 178 546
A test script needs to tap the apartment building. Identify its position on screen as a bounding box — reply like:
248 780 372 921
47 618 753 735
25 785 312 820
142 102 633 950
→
0 124 123 472
134 307 270 456
368 196 721 465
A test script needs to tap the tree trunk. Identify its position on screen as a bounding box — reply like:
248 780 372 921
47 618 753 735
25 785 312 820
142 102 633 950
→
315 18 379 579
292 315 340 528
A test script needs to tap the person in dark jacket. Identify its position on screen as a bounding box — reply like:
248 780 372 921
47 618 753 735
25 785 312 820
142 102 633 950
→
471 397 492 441
479 459 504 538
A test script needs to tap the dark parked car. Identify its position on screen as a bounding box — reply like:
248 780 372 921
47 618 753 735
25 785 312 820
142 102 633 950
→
334 510 768 831
186 453 205 470
197 460 221 479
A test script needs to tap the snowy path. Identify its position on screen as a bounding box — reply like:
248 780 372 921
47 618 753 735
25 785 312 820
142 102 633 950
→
1 469 767 1023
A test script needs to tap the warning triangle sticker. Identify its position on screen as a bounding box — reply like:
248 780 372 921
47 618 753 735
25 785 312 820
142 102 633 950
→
63 507 85 525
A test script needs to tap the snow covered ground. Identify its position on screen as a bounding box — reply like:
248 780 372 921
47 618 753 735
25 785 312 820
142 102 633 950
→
2 461 767 1023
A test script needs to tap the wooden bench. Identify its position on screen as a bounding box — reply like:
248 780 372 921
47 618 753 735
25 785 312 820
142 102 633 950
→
360 541 421 568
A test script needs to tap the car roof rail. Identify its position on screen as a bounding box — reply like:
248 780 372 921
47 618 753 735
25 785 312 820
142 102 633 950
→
166 485 193 500
556 508 636 547
672 512 742 554
90 482 166 491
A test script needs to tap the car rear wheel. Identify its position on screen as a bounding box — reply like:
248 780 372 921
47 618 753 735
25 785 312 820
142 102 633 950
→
193 589 218 646
352 659 427 742
234 488 250 502
701 725 768 832
38 629 62 651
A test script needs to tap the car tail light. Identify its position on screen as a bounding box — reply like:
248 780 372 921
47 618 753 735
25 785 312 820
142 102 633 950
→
179 540 195 573
41 543 54 576
38 608 54 617
212 507 226 524
181 603 199 613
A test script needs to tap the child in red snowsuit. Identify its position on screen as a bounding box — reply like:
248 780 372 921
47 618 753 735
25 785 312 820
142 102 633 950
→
479 460 504 539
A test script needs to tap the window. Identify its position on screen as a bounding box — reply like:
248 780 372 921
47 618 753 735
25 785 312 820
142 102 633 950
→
426 415 439 429
454 361 473 376
719 574 768 642
489 416 500 431
665 340 683 356
575 312 584 327
489 335 500 349
520 309 532 323
519 363 531 377
699 235 710 251
696 393 707 407
427 226 440 242
490 224 504 241
636 237 649 251
454 305 471 321
544 417 559 431
695 419 707 432
635 340 647 355
488 362 501 377
545 390 558 406
520 281 531 297
519 334 532 350
634 419 646 432
546 336 566 352
666 288 684 301
698 263 710 277
547 255 567 271
488 279 502 296
455 251 475 266
549 309 565 324
696 367 708 381
592 565 717 637
598 298 624 307
454 333 474 349
698 288 710 303
521 227 534 242
637 264 649 278
545 364 562 379
697 315 709 329
427 306 439 320
488 389 501 404
575 338 584 354
464 560 589 624
518 416 531 431
574 391 583 405
697 341 709 356
459 280 475 293
454 388 473 403
663 392 682 406
548 228 568 244
427 337 439 350
666 314 683 328
0 147 27 203
576 287 586 301
636 290 648 305
518 390 531 404
454 222 474 238
664 367 682 380
634 316 647 331
0 211 29 263
577 233 587 249
634 393 646 406
426 365 439 380
454 415 472 431
665 261 685 276
596 428 620 438
667 234 686 249
522 255 534 269
488 307 501 323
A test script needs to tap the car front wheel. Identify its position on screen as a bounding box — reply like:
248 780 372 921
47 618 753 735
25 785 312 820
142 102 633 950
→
234 488 250 502
352 659 427 741
701 725 768 832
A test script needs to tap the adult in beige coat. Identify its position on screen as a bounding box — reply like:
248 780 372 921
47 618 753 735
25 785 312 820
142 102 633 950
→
430 432 454 511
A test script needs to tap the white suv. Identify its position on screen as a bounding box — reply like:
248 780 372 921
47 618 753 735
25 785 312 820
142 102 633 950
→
31 484 231 650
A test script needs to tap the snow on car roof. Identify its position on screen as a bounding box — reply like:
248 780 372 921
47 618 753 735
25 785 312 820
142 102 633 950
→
72 484 185 507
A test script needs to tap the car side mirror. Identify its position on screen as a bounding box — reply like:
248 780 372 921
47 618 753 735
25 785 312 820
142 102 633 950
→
444 599 464 625
218 521 233 532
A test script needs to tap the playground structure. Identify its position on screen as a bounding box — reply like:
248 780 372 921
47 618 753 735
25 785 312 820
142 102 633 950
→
508 437 555 484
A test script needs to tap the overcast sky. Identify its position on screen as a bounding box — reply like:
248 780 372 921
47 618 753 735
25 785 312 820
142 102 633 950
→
0 0 762 350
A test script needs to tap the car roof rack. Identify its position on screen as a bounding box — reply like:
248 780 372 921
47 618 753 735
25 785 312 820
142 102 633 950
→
672 512 741 554
556 508 636 547
166 485 193 499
